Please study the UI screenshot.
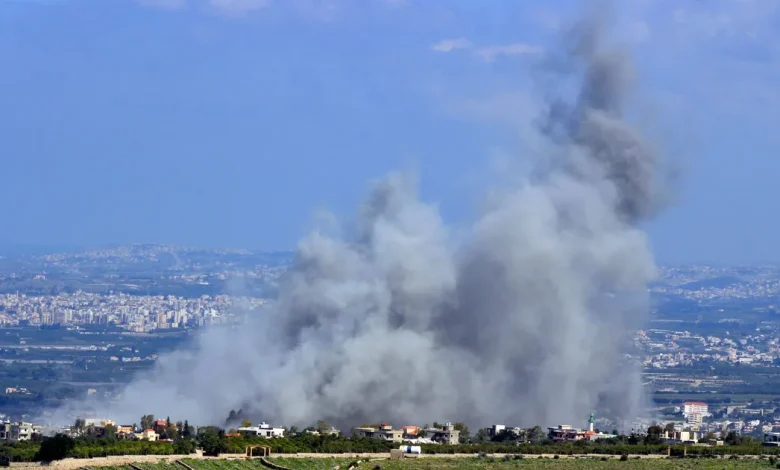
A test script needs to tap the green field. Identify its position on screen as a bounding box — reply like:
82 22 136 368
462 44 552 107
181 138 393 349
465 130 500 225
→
268 458 365 470
181 459 271 470
362 457 776 469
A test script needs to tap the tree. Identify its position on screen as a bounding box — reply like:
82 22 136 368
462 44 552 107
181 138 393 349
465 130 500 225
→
289 426 299 436
452 422 469 442
699 432 716 444
166 416 171 428
432 422 442 429
663 422 675 434
140 415 155 431
474 428 490 443
104 424 117 441
529 426 545 444
73 419 85 436
316 420 331 433
646 425 664 445
173 439 196 455
36 434 75 462
183 420 192 438
241 419 252 428
198 431 227 457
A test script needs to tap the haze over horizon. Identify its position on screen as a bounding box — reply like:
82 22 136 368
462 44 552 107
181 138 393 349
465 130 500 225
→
2 0 780 266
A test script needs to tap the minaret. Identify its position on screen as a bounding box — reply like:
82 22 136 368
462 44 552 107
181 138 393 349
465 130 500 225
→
588 412 595 432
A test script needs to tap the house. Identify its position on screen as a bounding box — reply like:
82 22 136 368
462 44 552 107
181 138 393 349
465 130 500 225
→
136 429 158 441
423 422 460 445
402 426 421 439
664 430 701 444
352 424 403 442
237 422 285 438
764 432 780 447
9 422 41 442
548 425 586 442
154 420 168 434
304 427 340 437
116 425 135 438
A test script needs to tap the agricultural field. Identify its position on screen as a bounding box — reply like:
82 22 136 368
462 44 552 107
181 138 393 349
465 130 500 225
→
356 456 779 469
85 456 780 470
268 458 362 470
182 458 269 470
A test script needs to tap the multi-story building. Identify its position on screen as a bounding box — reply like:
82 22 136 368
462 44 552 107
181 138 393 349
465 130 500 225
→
424 422 460 445
352 424 403 442
687 413 703 428
9 422 40 442
683 402 709 416
548 425 586 442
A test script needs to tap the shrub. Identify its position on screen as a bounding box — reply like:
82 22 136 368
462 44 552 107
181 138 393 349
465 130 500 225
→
619 454 628 461
36 434 75 462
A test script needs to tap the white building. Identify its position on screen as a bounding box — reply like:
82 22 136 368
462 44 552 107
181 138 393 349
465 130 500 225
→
238 422 285 438
683 402 709 417
686 413 703 428
664 430 701 443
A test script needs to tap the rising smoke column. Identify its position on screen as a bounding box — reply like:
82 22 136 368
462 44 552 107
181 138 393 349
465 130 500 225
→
51 2 668 430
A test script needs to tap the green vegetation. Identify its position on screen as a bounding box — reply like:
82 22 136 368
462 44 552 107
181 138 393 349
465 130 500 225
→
356 457 779 469
5 431 780 463
267 458 359 470
182 459 267 470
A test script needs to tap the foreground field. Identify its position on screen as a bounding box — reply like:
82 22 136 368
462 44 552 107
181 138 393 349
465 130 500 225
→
76 456 780 470
264 456 780 470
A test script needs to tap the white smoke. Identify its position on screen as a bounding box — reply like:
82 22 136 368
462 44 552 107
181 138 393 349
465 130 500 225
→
49 2 669 431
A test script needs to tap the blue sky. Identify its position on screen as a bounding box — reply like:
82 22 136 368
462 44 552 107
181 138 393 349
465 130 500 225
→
1 0 779 265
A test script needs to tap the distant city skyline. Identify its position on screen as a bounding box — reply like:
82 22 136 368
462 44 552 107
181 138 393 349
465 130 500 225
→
2 0 780 265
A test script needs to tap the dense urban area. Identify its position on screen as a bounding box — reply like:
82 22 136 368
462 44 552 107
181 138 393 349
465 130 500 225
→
2 245 780 465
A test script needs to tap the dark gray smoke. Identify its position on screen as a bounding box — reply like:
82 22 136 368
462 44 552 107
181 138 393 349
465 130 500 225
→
50 2 667 430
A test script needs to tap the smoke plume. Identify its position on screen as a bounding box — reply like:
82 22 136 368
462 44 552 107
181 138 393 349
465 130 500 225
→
52 2 668 430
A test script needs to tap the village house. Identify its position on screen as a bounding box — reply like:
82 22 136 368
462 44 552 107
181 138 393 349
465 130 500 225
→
237 422 285 438
136 429 159 441
548 425 586 442
352 424 403 442
424 422 460 445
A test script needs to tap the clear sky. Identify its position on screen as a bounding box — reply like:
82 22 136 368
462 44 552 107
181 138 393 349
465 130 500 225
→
1 0 779 265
